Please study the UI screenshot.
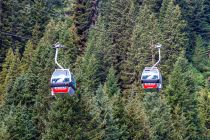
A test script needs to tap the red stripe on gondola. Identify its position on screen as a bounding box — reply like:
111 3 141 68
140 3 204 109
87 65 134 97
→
143 83 158 89
51 88 69 93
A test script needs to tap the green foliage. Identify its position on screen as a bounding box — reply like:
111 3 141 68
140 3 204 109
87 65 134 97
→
192 35 210 80
72 0 99 53
166 56 205 139
0 122 10 140
2 105 37 140
103 0 136 87
198 88 210 137
170 105 188 140
43 97 88 140
104 67 120 97
0 48 21 104
124 95 151 139
20 41 35 73
88 84 127 140
121 5 160 93
160 0 188 79
75 47 100 94
143 94 173 140
0 0 65 69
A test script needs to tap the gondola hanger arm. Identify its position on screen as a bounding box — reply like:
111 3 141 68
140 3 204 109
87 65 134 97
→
53 42 64 69
151 43 162 70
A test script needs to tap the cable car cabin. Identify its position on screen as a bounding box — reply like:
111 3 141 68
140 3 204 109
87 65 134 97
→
140 67 162 91
50 69 76 95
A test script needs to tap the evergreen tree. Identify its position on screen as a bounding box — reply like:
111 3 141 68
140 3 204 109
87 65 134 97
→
42 97 89 140
192 35 210 81
160 0 187 79
124 94 151 139
170 105 188 140
20 40 35 73
103 67 120 97
166 56 205 139
102 0 136 86
143 0 162 13
159 0 170 24
88 84 126 139
0 48 21 104
0 0 67 69
121 5 160 93
143 94 173 140
0 121 10 140
72 0 99 53
3 105 37 140
197 88 210 138
75 34 100 94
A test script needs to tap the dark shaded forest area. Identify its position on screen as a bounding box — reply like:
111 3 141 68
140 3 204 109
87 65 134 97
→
0 0 209 139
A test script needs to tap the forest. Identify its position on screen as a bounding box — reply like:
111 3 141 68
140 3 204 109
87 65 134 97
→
0 0 209 139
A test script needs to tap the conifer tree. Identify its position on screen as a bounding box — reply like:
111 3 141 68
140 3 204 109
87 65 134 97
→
104 67 129 139
121 5 160 93
88 84 126 139
192 35 210 80
0 48 21 104
197 88 210 137
103 67 120 97
143 0 162 13
143 94 173 140
20 40 35 73
0 49 14 103
166 56 205 139
124 94 151 139
102 0 136 85
86 17 112 82
159 0 170 24
42 96 89 139
72 0 99 53
160 0 187 79
3 105 37 140
170 105 188 140
75 34 100 94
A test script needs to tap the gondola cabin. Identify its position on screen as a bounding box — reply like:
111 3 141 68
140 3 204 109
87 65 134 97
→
140 67 162 91
50 69 76 95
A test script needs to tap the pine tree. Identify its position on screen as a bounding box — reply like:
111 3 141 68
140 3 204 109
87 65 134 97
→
143 0 162 13
170 105 188 140
143 94 173 140
175 0 209 56
159 0 170 24
86 84 106 139
160 0 187 79
72 0 99 53
1 105 37 140
102 0 136 86
42 96 89 140
75 33 100 94
0 122 10 140
0 48 21 104
121 5 160 93
20 40 35 73
0 49 14 103
192 35 210 81
124 94 151 139
166 56 205 139
104 67 129 139
103 67 120 97
197 88 210 138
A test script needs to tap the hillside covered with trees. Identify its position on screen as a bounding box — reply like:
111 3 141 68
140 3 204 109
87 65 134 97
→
0 0 209 139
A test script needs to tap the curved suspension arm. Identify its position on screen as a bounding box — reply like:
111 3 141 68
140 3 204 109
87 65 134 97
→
151 44 162 69
53 42 64 69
